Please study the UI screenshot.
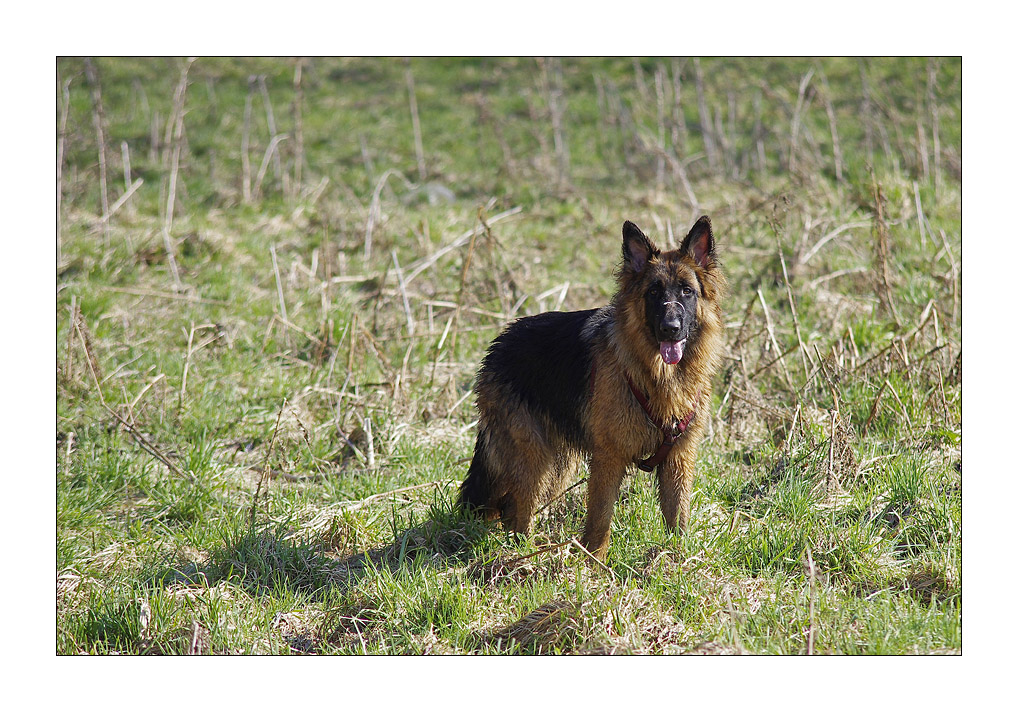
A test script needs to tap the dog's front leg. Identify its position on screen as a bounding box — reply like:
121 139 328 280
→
582 450 629 561
657 440 697 535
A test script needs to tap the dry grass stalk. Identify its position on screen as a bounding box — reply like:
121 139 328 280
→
251 398 287 527
554 58 570 186
777 237 812 380
654 67 667 193
871 177 902 327
756 288 794 391
346 312 359 377
362 414 375 469
788 68 815 175
862 379 888 437
148 110 160 164
538 57 570 187
129 373 166 413
450 214 481 354
404 61 427 183
121 140 132 190
632 57 649 101
292 59 305 198
906 299 936 352
916 116 930 185
329 480 449 513
799 220 871 266
935 229 959 326
403 204 521 286
63 431 76 481
271 315 326 350
73 308 104 385
241 79 254 203
110 403 193 482
913 181 928 251
884 378 913 432
65 296 78 381
748 341 800 382
257 75 282 181
858 61 875 165
752 90 767 176
732 295 757 383
76 313 191 482
806 266 869 290
102 178 144 222
715 98 734 178
935 362 951 424
693 59 719 173
634 131 698 212
57 75 72 260
270 243 289 325
360 326 396 380
827 408 837 492
162 59 194 292
816 66 844 183
179 323 197 414
722 587 744 652
178 323 217 413
364 168 413 262
253 134 289 200
805 543 816 655
391 250 415 336
670 58 688 158
569 538 616 578
927 59 942 198
428 314 453 386
83 58 111 246
103 285 229 306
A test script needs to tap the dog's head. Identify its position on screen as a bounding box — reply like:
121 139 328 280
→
621 216 719 365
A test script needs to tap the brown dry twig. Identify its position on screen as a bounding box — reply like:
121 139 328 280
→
76 313 191 482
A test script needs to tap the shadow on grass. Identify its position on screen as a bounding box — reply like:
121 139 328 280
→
146 503 590 653
150 506 497 603
326 508 497 591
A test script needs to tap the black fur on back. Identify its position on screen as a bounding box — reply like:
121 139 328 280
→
480 309 597 445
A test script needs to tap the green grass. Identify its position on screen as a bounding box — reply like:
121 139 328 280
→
57 56 960 655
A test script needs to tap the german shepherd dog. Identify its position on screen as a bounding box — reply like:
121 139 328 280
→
458 216 725 560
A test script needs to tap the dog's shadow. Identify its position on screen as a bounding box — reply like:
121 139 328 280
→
328 510 494 589
152 507 492 599
148 501 589 652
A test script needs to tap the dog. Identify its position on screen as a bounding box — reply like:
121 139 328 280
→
458 216 725 560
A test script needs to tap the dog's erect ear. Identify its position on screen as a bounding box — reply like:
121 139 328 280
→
680 215 716 269
622 221 659 273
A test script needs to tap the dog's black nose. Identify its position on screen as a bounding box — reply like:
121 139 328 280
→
661 319 683 339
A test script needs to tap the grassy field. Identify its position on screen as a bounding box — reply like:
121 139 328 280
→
56 56 960 655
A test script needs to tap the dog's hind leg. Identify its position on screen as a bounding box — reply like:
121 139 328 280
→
465 413 556 535
459 426 502 519
498 441 555 535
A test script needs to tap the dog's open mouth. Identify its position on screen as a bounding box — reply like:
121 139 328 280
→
659 339 687 365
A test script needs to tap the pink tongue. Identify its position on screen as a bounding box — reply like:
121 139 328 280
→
660 339 686 365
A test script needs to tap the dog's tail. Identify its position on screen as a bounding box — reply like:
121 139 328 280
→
458 433 494 513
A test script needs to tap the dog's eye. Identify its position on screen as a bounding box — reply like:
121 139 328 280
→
681 286 694 297
648 285 661 297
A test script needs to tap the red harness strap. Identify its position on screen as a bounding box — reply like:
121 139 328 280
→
625 375 700 472
590 359 700 473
